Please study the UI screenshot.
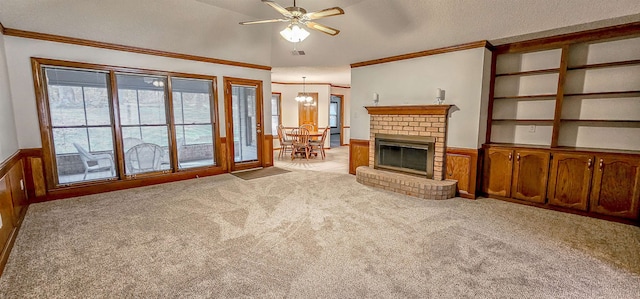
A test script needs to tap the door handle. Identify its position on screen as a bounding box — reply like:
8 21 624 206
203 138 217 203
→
256 129 262 133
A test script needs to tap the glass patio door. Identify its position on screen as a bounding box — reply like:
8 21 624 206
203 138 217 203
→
224 78 264 171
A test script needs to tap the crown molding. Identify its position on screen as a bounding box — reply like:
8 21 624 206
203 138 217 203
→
2 26 272 71
272 81 350 88
350 40 492 68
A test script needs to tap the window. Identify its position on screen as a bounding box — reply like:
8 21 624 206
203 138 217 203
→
172 77 216 169
271 93 281 135
329 102 338 128
34 58 219 187
44 67 116 184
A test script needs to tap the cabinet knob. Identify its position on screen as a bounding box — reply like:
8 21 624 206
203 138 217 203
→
599 159 604 171
587 158 592 168
508 153 512 161
516 153 520 161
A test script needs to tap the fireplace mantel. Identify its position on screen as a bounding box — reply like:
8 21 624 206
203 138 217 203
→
365 105 452 115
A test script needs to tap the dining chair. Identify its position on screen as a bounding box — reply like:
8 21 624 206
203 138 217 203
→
300 124 314 132
125 143 164 174
277 125 293 158
309 126 329 159
290 128 310 160
73 143 115 180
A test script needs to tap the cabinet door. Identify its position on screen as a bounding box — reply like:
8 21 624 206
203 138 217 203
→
590 156 640 219
511 150 550 203
547 153 593 211
483 148 513 197
446 154 470 195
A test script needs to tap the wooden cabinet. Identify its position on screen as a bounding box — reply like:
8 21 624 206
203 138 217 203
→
483 148 513 197
483 147 550 204
590 156 640 219
511 150 550 203
547 153 593 211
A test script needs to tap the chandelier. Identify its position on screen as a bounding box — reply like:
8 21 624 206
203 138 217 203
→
295 77 313 103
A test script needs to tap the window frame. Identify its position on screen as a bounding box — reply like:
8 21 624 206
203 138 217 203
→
271 92 282 136
32 57 221 190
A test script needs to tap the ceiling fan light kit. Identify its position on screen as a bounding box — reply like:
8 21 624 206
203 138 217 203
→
240 0 344 44
280 23 310 43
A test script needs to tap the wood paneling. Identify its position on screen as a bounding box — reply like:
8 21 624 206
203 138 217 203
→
445 148 480 199
483 148 513 197
547 153 593 211
0 151 21 180
349 139 370 175
365 105 452 116
511 150 550 203
3 27 271 70
0 177 14 252
351 40 491 68
7 161 28 222
264 135 274 167
590 156 640 220
29 157 47 198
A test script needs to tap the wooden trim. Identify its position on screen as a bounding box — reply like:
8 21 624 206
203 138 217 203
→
349 139 370 175
331 94 346 146
485 51 497 144
365 105 452 115
3 27 271 70
494 21 640 54
0 22 5 34
493 94 557 100
495 68 560 77
0 151 21 179
272 82 350 88
551 45 570 147
223 77 265 171
351 40 491 68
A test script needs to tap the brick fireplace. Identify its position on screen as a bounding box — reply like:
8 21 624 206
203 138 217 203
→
356 105 457 200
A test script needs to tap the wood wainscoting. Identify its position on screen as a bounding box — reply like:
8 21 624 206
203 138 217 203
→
446 148 481 199
0 150 29 277
348 139 480 198
349 139 370 175
263 135 274 167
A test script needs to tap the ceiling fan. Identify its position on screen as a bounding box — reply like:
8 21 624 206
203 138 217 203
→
240 0 344 42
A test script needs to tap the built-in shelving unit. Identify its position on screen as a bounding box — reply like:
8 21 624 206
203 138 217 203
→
489 33 640 151
483 24 640 224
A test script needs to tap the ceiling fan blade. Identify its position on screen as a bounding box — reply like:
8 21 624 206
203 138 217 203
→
262 0 293 18
304 7 345 20
239 18 289 25
305 21 340 36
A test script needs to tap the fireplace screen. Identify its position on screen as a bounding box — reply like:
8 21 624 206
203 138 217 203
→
374 134 435 178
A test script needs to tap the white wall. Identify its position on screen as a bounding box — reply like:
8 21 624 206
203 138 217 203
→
272 83 331 148
350 47 491 149
4 37 272 149
0 32 19 161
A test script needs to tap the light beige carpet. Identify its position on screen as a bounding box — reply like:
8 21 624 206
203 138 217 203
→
1 169 639 298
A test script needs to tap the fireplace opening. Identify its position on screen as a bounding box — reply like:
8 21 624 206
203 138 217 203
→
374 134 435 178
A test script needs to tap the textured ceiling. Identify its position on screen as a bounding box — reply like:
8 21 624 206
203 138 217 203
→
1 0 639 85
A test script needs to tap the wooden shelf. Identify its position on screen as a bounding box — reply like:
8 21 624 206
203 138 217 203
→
563 90 640 98
561 119 640 126
568 59 640 71
492 119 554 123
495 68 560 77
493 94 557 100
486 143 640 156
